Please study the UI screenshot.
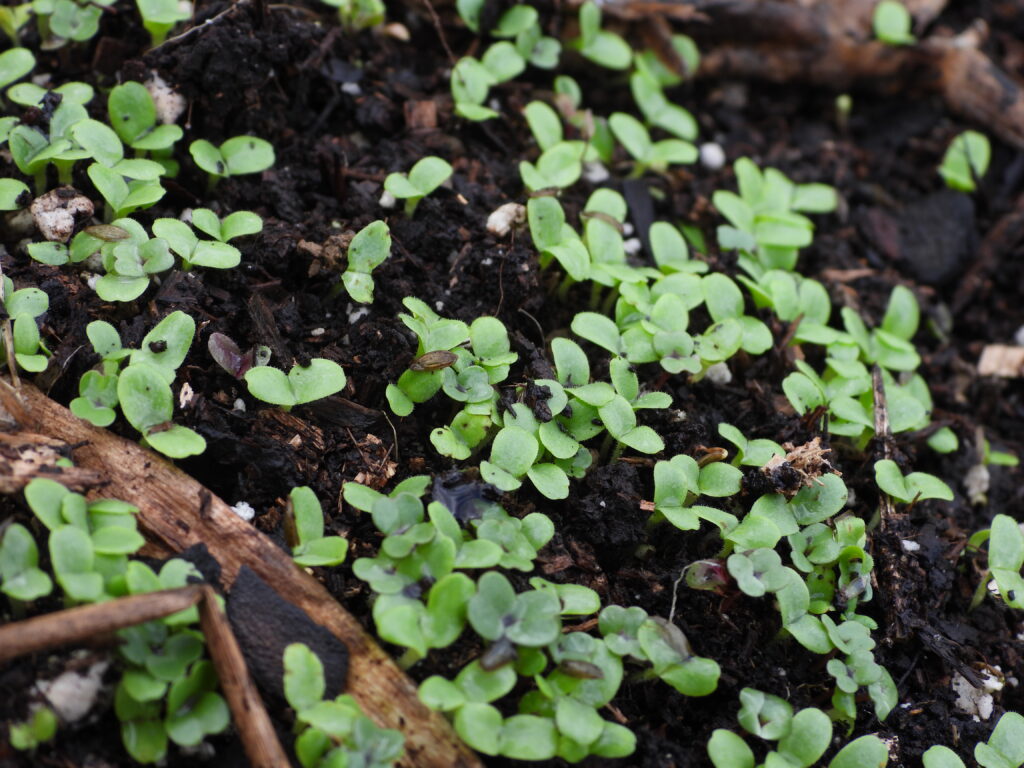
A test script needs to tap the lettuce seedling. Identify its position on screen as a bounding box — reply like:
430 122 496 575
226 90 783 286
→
650 221 708 274
136 0 189 46
496 5 560 69
0 178 29 210
386 297 471 416
469 571 562 651
152 217 241 270
33 0 114 43
189 136 275 187
383 156 452 216
87 160 166 221
244 358 347 410
318 0 385 31
0 522 53 601
91 218 174 301
9 100 92 192
108 81 183 154
982 514 1024 610
9 707 58 751
609 112 697 176
450 56 498 121
69 320 131 426
336 219 390 303
118 363 206 458
714 157 837 276
873 0 915 45
190 208 263 243
649 453 742 532
974 711 1024 768
0 4 32 44
9 80 93 108
519 140 588 191
0 276 49 372
284 643 405 768
708 696 833 768
287 486 348 567
571 2 631 70
0 46 33 95
874 459 953 503
939 130 990 193
630 69 698 141
718 423 784 467
528 197 590 281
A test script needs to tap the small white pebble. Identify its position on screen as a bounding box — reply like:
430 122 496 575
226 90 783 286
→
488 98 501 111
481 257 493 266
383 22 410 41
582 162 610 184
146 72 187 125
348 306 370 324
599 501 606 508
435 300 444 311
704 362 732 385
379 190 397 210
85 273 100 290
1014 325 1024 347
900 539 921 552
341 82 362 96
623 237 642 256
231 501 256 522
310 327 325 337
486 202 526 237
622 222 635 236
699 142 726 171
233 398 246 412
36 661 109 723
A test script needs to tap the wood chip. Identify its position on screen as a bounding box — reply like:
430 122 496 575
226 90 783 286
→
977 344 1024 377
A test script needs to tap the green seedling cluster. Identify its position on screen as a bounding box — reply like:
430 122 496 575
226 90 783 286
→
0 478 229 762
283 643 404 768
383 156 452 215
707 688 890 768
0 275 50 372
287 486 348 567
345 476 718 763
69 312 206 458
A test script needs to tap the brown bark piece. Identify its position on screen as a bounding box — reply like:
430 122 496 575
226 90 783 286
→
4 383 481 768
0 431 103 492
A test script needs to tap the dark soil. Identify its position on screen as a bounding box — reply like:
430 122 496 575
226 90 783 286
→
2 1 1023 767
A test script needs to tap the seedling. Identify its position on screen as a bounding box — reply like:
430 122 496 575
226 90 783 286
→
493 4 560 69
874 459 953 503
244 358 347 409
8 80 93 108
609 112 697 175
873 0 915 46
0 46 33 95
136 0 190 46
318 0 385 31
189 135 275 187
190 208 263 243
450 56 498 121
8 707 58 750
939 130 990 193
527 197 590 281
284 643 405 767
0 178 29 210
572 2 631 70
0 276 49 372
152 217 241 270
88 161 166 220
335 219 391 303
33 0 113 43
118 363 206 458
717 423 784 467
287 486 348 567
714 157 837 275
207 331 270 379
0 522 53 602
0 6 32 45
519 140 587 191
92 218 174 301
631 69 698 141
649 453 742 532
383 156 452 215
108 81 184 153
9 100 94 192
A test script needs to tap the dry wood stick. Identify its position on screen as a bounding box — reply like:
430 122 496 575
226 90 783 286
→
5 383 481 768
197 585 290 768
0 586 202 664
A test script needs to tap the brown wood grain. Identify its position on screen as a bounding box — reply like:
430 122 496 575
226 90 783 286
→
5 383 481 768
